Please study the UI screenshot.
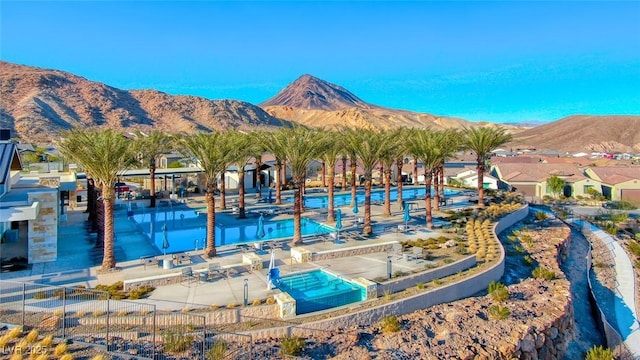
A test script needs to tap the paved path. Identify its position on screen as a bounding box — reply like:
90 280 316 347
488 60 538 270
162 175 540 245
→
579 220 640 359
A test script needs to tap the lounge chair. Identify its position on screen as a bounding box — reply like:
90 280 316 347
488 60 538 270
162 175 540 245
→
181 267 197 283
173 252 192 265
207 262 225 280
140 256 159 269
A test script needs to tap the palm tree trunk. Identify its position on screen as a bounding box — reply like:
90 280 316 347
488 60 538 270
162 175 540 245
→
275 162 282 205
434 168 440 211
102 189 116 270
150 165 157 208
321 161 326 187
219 172 226 210
282 160 288 187
255 157 263 199
291 182 303 246
396 159 403 207
413 157 418 185
327 166 335 222
363 174 372 236
238 168 246 219
379 164 384 185
205 186 217 257
424 171 433 229
384 168 391 217
477 162 485 208
350 163 357 205
341 157 348 191
299 180 305 213
439 164 445 205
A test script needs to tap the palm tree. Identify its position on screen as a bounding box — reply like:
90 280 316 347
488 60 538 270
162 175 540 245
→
407 129 444 229
378 136 401 217
393 128 410 208
130 130 175 208
263 131 288 205
319 131 343 222
226 130 258 219
179 132 228 258
343 129 389 236
275 126 324 246
58 128 135 270
462 127 512 207
433 129 461 211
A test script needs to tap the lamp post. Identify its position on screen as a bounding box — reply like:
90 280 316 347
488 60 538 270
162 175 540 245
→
387 255 392 280
243 279 249 307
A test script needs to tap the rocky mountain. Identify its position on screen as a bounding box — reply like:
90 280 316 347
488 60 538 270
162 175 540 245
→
260 74 523 132
0 61 292 144
511 115 640 153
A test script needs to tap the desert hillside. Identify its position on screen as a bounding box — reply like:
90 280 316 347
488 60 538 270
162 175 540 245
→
511 115 640 152
0 61 291 144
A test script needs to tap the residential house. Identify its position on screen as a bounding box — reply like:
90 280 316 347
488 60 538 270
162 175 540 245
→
584 166 640 202
491 163 598 201
444 167 498 189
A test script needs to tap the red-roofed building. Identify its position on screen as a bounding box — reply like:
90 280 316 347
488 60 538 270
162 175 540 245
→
584 166 640 202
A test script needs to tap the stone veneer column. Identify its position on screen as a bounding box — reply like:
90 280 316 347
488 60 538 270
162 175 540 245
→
28 190 58 263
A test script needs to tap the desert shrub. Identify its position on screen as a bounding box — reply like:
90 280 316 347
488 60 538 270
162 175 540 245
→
25 329 39 343
488 305 510 320
206 340 228 360
265 297 276 305
416 282 424 289
379 315 401 333
163 327 194 353
488 281 509 303
14 339 29 354
252 299 262 306
627 241 640 258
382 290 392 301
92 310 104 318
54 342 68 356
59 354 74 360
514 245 525 254
10 353 22 360
0 335 10 348
280 336 305 356
393 270 405 278
91 355 109 360
7 327 22 340
585 345 614 360
533 267 557 280
604 222 618 235
373 276 387 283
181 307 191 313
209 304 219 310
40 335 53 347
534 211 547 221
522 255 534 266
226 303 239 309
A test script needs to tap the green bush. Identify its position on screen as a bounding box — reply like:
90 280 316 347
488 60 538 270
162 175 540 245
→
487 281 509 303
280 336 305 356
604 222 618 235
532 267 557 280
585 345 614 360
206 340 228 360
379 315 401 333
488 305 510 320
522 255 534 266
534 211 547 221
163 326 194 353
628 241 640 258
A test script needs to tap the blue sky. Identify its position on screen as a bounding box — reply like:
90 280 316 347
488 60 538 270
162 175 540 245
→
1 1 639 123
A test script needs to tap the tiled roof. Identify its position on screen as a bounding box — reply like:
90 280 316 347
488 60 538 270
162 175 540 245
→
494 163 587 183
588 166 640 185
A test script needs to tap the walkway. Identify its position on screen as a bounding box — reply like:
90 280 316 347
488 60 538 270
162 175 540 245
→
580 220 640 359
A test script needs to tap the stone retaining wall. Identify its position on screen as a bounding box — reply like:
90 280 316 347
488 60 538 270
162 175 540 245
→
312 243 394 261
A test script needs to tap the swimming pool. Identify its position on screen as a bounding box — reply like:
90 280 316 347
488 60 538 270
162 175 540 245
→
130 209 335 253
295 187 460 208
276 269 366 315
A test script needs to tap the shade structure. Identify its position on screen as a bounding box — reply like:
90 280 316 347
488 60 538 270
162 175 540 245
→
403 203 411 232
267 249 278 289
335 208 343 241
161 224 170 256
256 214 266 239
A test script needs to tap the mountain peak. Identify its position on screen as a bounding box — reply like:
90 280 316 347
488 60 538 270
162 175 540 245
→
260 74 372 111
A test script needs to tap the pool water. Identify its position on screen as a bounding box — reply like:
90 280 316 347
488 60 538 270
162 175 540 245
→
277 270 366 315
296 187 460 208
130 209 334 253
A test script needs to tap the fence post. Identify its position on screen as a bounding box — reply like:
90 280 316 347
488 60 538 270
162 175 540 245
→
106 297 110 352
152 306 156 360
62 289 66 339
21 283 26 329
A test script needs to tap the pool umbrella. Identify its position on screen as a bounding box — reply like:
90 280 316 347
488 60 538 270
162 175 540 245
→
403 203 411 232
335 208 343 241
161 224 170 256
267 249 277 289
256 214 266 239
352 201 359 214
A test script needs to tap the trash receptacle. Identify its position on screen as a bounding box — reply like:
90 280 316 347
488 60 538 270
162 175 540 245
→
163 259 173 269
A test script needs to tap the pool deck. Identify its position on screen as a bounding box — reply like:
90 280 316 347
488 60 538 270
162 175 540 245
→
1 187 474 311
